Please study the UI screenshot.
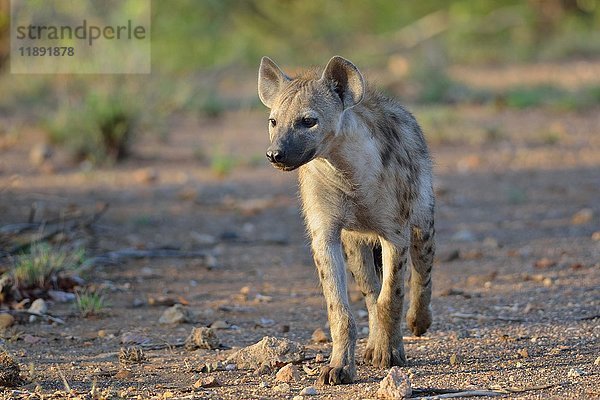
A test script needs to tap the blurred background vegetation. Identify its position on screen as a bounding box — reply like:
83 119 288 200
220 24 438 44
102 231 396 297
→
0 0 599 164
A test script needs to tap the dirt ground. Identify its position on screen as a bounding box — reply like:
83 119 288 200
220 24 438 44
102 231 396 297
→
0 82 599 398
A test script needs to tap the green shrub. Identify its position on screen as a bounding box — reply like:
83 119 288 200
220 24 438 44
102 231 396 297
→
11 243 84 290
75 289 107 317
47 92 139 164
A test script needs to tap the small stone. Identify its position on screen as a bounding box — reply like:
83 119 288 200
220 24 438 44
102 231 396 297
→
114 369 132 380
159 304 192 325
185 327 220 350
0 351 20 387
200 361 224 373
280 324 290 333
377 366 412 399
133 167 158 184
483 237 499 248
225 363 237 371
259 380 269 388
273 382 291 393
275 363 300 382
210 320 230 329
311 328 328 343
361 326 370 335
315 353 325 363
292 396 304 400
28 299 48 315
572 208 593 225
567 368 586 378
452 229 476 242
594 356 600 366
194 376 220 388
357 309 368 318
533 258 556 269
254 363 272 375
0 314 15 330
517 348 529 358
449 353 462 366
47 290 76 303
299 386 318 396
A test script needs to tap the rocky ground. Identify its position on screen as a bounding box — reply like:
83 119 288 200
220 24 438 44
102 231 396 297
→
0 94 599 398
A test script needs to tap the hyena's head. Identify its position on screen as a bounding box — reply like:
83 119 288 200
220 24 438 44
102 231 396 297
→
258 56 365 171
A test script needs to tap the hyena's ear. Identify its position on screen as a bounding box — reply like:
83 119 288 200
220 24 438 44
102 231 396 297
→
320 56 365 109
258 56 290 108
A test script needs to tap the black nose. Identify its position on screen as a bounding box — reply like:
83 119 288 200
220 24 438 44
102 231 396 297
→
266 149 284 164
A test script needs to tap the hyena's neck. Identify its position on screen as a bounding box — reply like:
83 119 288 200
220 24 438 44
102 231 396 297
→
313 107 384 190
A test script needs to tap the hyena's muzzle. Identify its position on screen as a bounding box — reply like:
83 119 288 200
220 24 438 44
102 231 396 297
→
266 132 317 171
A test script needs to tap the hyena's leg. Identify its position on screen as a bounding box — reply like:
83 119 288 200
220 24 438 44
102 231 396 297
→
406 218 435 336
312 232 356 385
365 234 409 368
341 231 381 361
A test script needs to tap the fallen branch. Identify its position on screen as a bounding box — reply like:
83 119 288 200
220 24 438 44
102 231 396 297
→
82 248 211 268
450 312 524 322
8 309 65 325
0 203 109 257
412 389 504 399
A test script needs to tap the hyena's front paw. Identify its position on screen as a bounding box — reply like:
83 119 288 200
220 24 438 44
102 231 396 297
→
316 365 354 385
406 305 432 336
364 341 406 368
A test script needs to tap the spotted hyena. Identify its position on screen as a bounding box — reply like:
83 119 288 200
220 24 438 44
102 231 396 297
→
258 56 435 385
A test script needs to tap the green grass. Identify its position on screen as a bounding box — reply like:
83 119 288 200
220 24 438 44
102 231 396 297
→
47 92 139 164
11 243 84 289
75 289 107 317
210 152 237 178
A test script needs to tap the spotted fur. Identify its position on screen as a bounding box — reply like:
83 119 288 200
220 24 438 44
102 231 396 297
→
258 56 435 385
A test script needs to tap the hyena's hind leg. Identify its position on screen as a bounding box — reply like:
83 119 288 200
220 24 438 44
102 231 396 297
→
406 217 435 336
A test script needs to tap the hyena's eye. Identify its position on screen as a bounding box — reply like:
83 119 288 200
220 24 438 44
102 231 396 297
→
269 118 277 127
300 117 318 128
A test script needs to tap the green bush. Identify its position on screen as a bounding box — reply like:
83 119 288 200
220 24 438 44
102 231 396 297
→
47 92 139 164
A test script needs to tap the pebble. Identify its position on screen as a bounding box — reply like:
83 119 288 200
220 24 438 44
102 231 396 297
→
299 386 317 396
357 309 368 318
594 356 600 366
200 361 224 373
133 167 158 184
315 353 325 363
571 208 593 225
29 299 48 315
185 327 220 350
159 304 193 325
452 229 476 242
377 367 412 399
273 383 290 393
259 380 269 388
254 363 272 375
292 396 304 400
311 328 328 343
567 368 586 378
225 363 237 371
194 376 220 388
48 290 76 303
275 363 300 382
210 320 230 329
0 314 15 329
